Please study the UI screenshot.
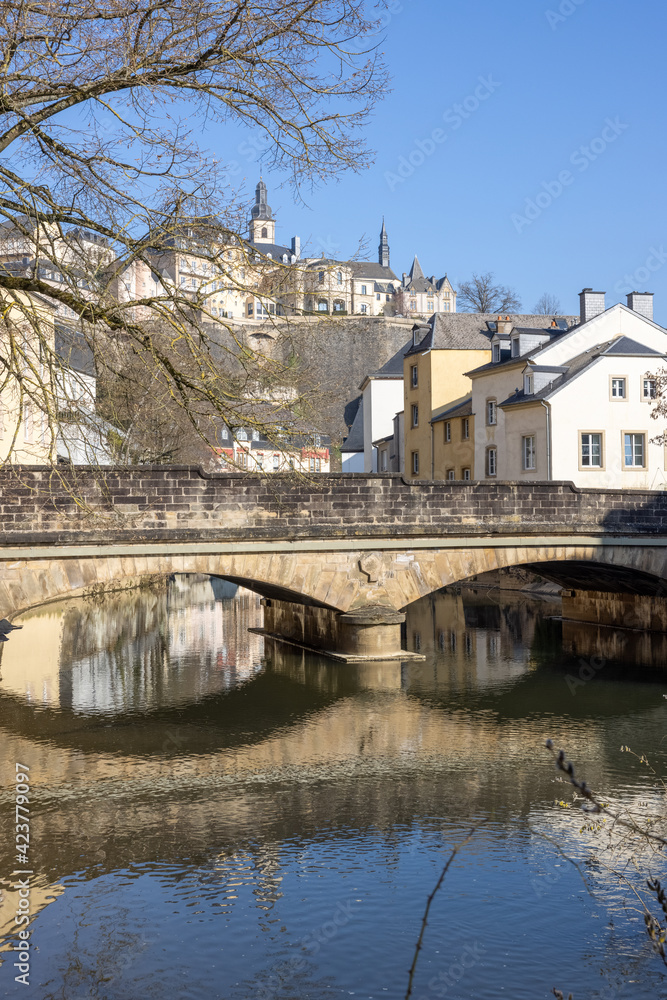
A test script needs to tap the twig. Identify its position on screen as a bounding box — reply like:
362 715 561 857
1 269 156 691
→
404 823 485 1000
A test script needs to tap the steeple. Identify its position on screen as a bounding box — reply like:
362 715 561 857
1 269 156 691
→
249 177 276 244
378 217 390 268
409 255 424 281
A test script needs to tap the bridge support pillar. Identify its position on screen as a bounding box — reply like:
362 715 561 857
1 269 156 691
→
257 599 425 662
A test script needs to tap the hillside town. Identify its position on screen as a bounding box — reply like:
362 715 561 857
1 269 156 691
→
1 177 664 487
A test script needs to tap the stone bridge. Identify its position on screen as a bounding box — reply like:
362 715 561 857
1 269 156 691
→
1 466 666 660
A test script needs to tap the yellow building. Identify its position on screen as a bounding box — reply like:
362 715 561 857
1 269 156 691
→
403 315 492 478
431 397 475 481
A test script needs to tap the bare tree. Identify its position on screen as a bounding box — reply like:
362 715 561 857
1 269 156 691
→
0 0 390 470
457 272 522 314
534 292 562 315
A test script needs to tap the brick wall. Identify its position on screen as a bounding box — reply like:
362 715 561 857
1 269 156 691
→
0 467 665 545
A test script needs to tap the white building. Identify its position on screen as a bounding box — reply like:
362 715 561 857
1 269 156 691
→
359 339 413 471
468 290 667 488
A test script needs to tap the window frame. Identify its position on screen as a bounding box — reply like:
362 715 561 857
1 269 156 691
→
522 434 536 471
461 417 470 440
486 399 497 426
411 404 419 428
462 468 471 481
579 430 605 471
610 375 627 400
642 377 657 401
485 446 497 478
622 430 647 470
445 421 451 442
492 343 500 363
411 451 419 476
411 365 418 388
446 468 455 481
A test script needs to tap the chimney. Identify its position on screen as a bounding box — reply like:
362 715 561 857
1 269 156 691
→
579 288 606 324
402 272 408 287
627 291 654 321
291 236 301 259
496 314 513 334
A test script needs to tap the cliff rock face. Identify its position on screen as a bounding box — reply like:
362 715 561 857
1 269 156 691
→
238 315 415 442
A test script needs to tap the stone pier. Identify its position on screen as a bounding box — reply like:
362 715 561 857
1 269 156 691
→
256 598 425 662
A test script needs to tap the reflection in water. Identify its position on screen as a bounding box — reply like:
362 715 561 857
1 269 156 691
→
0 576 264 713
0 579 665 999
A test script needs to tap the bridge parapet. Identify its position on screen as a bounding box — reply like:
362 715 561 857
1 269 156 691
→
0 466 665 544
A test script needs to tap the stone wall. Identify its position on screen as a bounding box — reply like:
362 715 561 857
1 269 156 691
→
0 466 666 544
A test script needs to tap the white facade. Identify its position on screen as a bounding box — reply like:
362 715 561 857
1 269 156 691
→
361 377 405 472
470 302 667 489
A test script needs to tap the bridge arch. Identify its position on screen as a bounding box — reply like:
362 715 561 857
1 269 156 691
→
0 542 665 624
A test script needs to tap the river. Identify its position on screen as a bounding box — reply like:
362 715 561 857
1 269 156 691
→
0 575 665 999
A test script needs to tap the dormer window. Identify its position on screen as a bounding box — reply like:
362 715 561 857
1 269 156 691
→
493 344 500 363
524 373 533 395
511 338 520 358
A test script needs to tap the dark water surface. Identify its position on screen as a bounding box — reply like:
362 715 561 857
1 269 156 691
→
0 577 666 999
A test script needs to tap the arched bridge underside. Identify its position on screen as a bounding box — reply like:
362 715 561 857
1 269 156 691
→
1 467 667 660
1 539 666 620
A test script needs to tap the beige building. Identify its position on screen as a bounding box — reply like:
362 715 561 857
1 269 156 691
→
395 256 456 317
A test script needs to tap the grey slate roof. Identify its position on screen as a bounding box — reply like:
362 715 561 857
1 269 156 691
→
349 261 398 280
407 313 576 356
499 335 666 408
341 399 364 452
601 336 664 356
431 396 473 423
248 241 295 261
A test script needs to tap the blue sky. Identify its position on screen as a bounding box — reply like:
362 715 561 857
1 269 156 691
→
207 0 667 321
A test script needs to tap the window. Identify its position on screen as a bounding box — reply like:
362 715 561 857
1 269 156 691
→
461 418 469 440
386 294 391 302
643 378 657 400
624 432 646 468
411 365 418 388
238 451 248 469
409 299 417 310
524 374 533 395
411 451 419 475
237 429 248 441
251 430 260 441
317 300 328 312
486 447 497 477
337 271 343 285
580 432 603 468
611 377 627 399
380 450 388 472
22 403 32 443
445 421 451 442
447 469 455 481
309 457 315 471
522 435 536 470
411 404 419 427
493 344 500 363
316 458 321 472
361 284 367 296
486 400 497 426
444 302 450 312
360 304 367 314
511 338 520 357
376 293 381 301
247 303 253 316
463 468 471 481
273 454 280 470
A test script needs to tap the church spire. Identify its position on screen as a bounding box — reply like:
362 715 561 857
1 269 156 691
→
378 217 390 268
249 177 276 244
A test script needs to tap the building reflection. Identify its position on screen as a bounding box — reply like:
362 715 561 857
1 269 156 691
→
0 577 265 713
401 587 561 694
